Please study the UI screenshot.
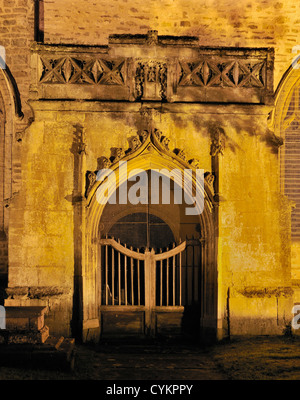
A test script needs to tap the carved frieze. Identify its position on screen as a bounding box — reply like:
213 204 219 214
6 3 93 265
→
179 60 266 88
33 32 273 104
38 56 126 85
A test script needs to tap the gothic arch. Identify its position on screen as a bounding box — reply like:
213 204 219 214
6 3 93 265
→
273 65 300 134
272 64 300 242
0 67 20 280
81 128 218 341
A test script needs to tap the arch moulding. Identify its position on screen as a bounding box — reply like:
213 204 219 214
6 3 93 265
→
81 127 218 342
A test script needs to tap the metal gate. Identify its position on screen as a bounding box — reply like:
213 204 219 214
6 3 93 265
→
98 236 201 338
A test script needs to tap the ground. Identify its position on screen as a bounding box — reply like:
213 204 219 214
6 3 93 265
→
1 335 300 380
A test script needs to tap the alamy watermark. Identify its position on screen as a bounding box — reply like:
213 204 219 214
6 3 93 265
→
292 45 300 70
292 305 300 329
95 161 205 216
0 46 6 69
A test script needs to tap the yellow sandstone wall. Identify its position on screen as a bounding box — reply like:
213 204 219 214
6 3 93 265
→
218 109 293 335
7 99 292 336
44 0 300 90
0 0 299 337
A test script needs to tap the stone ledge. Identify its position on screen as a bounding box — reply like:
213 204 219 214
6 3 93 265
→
234 286 294 298
5 286 71 299
6 306 47 331
0 325 49 344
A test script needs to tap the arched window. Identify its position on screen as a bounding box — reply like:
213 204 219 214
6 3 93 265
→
274 67 300 281
282 82 300 240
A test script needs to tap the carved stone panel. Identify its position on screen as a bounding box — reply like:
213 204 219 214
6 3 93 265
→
178 60 266 88
32 33 274 104
135 60 167 101
38 57 126 86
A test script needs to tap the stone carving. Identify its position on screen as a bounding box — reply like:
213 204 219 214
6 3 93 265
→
179 60 266 88
154 128 162 141
112 148 125 162
128 135 142 153
140 130 149 143
39 56 125 85
205 172 215 186
189 159 200 168
135 63 144 99
161 136 170 150
97 156 112 170
210 128 226 157
146 30 158 45
135 61 167 100
72 123 86 155
15 131 24 142
177 150 186 161
269 134 284 148
86 128 206 197
87 171 97 195
35 36 272 105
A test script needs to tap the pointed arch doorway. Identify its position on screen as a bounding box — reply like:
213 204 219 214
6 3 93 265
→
83 129 218 342
98 172 203 338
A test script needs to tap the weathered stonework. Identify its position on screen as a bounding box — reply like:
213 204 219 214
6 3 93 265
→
0 0 299 342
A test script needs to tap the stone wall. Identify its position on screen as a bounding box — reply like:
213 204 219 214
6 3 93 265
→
44 0 300 89
7 97 292 338
0 0 34 121
0 0 299 338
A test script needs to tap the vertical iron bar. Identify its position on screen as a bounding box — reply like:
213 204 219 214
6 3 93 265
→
112 246 115 306
118 239 121 306
125 244 127 306
192 244 195 303
105 244 108 305
160 248 162 306
166 247 169 306
179 250 182 306
137 248 140 306
185 244 188 305
99 243 102 306
130 246 134 306
173 247 176 306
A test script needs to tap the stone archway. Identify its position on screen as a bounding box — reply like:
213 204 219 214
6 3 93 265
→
81 128 217 342
271 65 300 290
0 68 22 289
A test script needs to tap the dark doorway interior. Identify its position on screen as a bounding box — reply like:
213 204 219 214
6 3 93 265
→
108 213 175 250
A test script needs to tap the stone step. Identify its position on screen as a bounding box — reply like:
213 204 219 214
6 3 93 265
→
0 325 49 344
0 336 76 371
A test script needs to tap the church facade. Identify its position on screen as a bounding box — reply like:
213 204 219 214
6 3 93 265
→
0 0 299 342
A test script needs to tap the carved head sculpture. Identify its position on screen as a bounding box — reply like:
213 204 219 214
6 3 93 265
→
146 30 158 45
177 150 186 160
140 130 149 143
154 128 162 141
161 136 170 150
97 156 112 170
114 148 125 161
87 171 97 194
131 136 142 151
